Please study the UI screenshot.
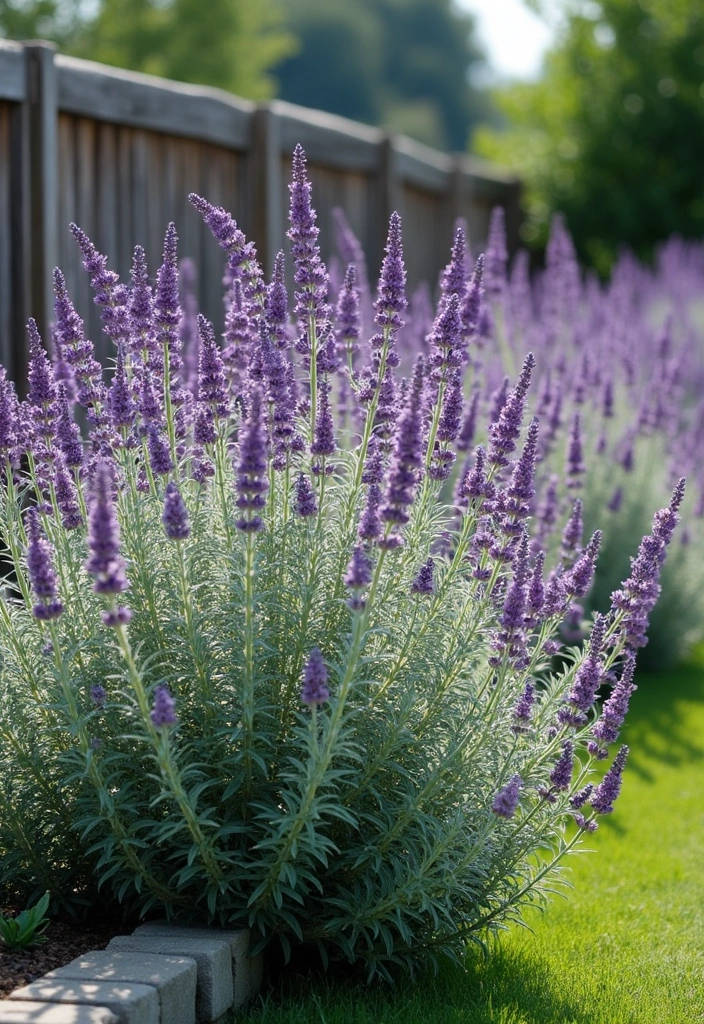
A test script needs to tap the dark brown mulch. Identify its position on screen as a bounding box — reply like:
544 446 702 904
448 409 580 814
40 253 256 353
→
0 912 125 998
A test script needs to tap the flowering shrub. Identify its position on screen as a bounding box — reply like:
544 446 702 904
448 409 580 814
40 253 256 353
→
0 147 683 977
440 212 704 669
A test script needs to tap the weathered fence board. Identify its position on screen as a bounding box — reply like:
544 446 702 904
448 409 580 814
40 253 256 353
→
0 41 521 385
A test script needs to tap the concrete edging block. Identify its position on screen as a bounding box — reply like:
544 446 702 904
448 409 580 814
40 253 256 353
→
0 1003 120 1024
44 951 198 1024
107 935 232 1022
133 924 262 1008
7 981 158 1024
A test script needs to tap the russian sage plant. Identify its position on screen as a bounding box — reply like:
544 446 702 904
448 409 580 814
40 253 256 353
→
0 147 682 977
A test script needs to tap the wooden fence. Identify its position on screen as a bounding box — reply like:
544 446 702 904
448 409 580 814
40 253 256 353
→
0 40 521 386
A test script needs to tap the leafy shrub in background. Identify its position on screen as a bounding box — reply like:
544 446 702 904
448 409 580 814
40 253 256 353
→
0 147 683 977
0 891 50 949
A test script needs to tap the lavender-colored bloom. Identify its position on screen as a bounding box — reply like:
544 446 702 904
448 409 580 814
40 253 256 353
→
129 245 156 359
560 615 606 725
358 482 382 542
592 656 637 746
361 434 384 485
484 207 508 296
91 685 107 707
54 385 83 469
573 813 599 832
84 460 129 595
301 647 330 705
235 386 269 532
501 534 529 630
492 774 522 818
380 356 425 538
102 606 133 628
147 425 173 476
428 292 463 377
436 370 464 444
53 268 106 414
197 315 229 417
27 319 58 412
505 418 539 524
179 257 200 392
564 531 602 597
265 251 289 349
456 445 493 507
54 455 83 529
345 545 372 610
566 413 585 490
25 508 63 620
374 212 407 336
311 377 336 461
488 354 535 468
287 145 330 333
461 254 485 342
189 193 264 307
550 740 574 791
570 783 594 809
439 224 468 311
162 481 190 540
151 685 178 728
109 345 135 429
70 224 129 345
608 486 623 513
155 224 184 376
336 264 361 361
526 551 545 621
0 370 17 456
457 389 480 453
562 500 584 557
511 682 535 733
489 377 509 425
294 472 318 517
591 745 629 815
411 557 435 595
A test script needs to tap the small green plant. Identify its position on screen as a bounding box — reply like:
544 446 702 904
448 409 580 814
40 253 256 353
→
0 891 50 949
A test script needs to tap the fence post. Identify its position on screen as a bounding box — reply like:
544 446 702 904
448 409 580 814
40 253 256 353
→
250 105 283 277
24 41 58 356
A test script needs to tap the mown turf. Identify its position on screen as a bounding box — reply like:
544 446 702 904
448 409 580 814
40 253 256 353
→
243 649 704 1024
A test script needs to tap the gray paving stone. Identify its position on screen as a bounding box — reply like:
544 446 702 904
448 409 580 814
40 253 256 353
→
44 951 197 1024
107 935 232 1022
0 1003 119 1024
7 981 157 1024
133 925 262 1008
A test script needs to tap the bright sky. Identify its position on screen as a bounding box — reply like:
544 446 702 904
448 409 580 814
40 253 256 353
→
456 0 556 81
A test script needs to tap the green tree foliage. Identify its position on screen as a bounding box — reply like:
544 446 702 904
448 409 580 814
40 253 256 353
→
275 0 490 151
0 0 294 100
475 0 704 271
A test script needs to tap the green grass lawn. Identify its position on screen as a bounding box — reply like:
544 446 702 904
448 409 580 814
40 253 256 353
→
244 648 704 1024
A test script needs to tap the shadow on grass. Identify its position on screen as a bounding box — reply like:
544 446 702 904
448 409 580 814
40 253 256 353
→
621 645 704 781
251 941 591 1024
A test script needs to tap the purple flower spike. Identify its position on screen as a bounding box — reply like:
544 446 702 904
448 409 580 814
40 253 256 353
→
488 353 536 468
358 482 382 542
512 682 535 733
109 345 135 430
148 425 174 476
492 774 522 818
565 531 602 597
345 545 372 610
484 207 508 296
288 144 329 332
550 740 574 791
151 685 178 728
85 460 129 595
440 223 468 311
592 655 637 746
129 245 156 357
562 500 584 557
189 193 264 306
54 454 83 529
429 292 463 378
506 418 539 524
461 254 485 341
27 319 57 412
336 264 361 362
235 386 269 532
311 377 336 462
266 251 289 349
411 557 435 595
591 745 629 815
301 647 330 705
70 223 129 345
90 685 107 707
162 481 190 540
294 472 318 517
569 783 593 809
197 315 229 418
456 445 492 507
380 356 425 541
566 413 585 490
374 212 408 336
155 224 183 374
560 615 606 725
25 508 63 620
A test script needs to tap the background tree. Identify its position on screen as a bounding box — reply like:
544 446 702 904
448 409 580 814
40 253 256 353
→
475 0 704 271
274 0 491 151
0 0 294 100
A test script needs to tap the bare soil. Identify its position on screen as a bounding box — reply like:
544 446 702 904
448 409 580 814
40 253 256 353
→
0 911 124 998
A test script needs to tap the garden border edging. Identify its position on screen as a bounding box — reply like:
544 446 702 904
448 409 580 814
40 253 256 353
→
0 922 262 1023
